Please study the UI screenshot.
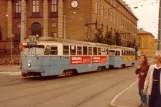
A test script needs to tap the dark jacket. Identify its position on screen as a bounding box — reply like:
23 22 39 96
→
136 65 149 89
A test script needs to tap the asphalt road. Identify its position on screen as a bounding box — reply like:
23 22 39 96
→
0 67 137 107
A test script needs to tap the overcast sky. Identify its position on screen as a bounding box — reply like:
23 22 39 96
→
124 0 159 38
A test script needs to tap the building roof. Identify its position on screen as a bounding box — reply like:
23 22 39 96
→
137 28 155 38
154 39 158 43
117 0 138 20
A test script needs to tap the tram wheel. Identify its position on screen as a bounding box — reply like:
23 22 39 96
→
67 70 73 76
97 66 103 72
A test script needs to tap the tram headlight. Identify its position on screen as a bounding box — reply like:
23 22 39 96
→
28 63 31 67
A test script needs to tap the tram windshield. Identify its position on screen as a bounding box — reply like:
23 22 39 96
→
109 50 115 56
22 45 45 55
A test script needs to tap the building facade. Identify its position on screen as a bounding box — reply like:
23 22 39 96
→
137 28 156 57
0 0 138 49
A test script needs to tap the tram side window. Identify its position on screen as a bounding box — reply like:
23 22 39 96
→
88 47 92 55
77 46 82 55
118 51 120 56
132 51 135 56
70 45 76 55
124 51 126 56
131 51 133 56
122 50 124 56
98 48 101 55
83 46 87 55
127 51 129 55
50 46 58 55
63 45 69 55
93 47 97 55
115 51 120 56
115 51 117 56
106 49 109 55
101 48 106 55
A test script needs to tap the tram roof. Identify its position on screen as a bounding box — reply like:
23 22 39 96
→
109 45 135 50
37 37 109 47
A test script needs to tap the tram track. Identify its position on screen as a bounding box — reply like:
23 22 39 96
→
0 70 129 102
0 69 134 106
25 72 134 107
74 78 129 107
0 67 132 88
0 68 135 106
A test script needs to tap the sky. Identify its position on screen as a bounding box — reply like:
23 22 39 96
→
124 0 159 38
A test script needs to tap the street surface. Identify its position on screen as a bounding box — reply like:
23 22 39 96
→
0 66 138 107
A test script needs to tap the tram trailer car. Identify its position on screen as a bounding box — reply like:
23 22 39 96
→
108 46 136 68
20 37 110 77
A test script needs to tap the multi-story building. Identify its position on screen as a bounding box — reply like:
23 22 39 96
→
137 28 156 57
0 0 138 49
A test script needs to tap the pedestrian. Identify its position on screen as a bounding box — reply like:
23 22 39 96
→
137 50 141 60
143 55 161 107
136 55 149 107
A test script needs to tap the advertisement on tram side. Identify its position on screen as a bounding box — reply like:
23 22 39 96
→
70 56 107 64
70 56 90 64
92 56 107 63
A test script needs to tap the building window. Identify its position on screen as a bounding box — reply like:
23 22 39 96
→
33 0 39 12
101 6 104 17
16 1 21 13
106 9 109 19
110 10 113 22
106 26 108 32
95 1 98 14
51 0 57 12
51 32 57 38
52 22 57 27
16 22 21 28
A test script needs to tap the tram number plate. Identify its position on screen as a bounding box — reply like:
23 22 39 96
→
28 60 32 63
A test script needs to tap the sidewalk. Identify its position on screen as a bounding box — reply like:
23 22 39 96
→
0 65 21 72
110 81 140 107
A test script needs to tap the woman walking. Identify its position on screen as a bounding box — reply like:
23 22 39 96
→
136 55 149 107
144 55 161 107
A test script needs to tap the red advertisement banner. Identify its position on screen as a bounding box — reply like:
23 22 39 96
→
92 56 107 63
70 56 90 64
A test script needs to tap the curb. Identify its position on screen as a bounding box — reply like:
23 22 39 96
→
109 80 137 107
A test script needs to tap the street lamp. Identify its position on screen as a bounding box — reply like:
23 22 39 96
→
158 0 161 50
11 34 14 63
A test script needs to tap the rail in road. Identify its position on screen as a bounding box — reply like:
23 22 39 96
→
0 67 136 107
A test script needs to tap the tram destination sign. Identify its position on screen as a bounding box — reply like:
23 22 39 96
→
27 41 37 45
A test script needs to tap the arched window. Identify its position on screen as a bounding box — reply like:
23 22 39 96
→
16 1 21 13
51 0 57 12
33 0 39 12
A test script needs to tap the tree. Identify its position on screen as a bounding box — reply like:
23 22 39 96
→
94 33 104 43
104 31 115 45
115 32 122 46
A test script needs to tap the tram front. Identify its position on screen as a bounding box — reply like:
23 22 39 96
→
19 36 46 77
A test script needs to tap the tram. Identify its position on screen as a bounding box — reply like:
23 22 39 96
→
20 36 110 77
109 45 136 68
